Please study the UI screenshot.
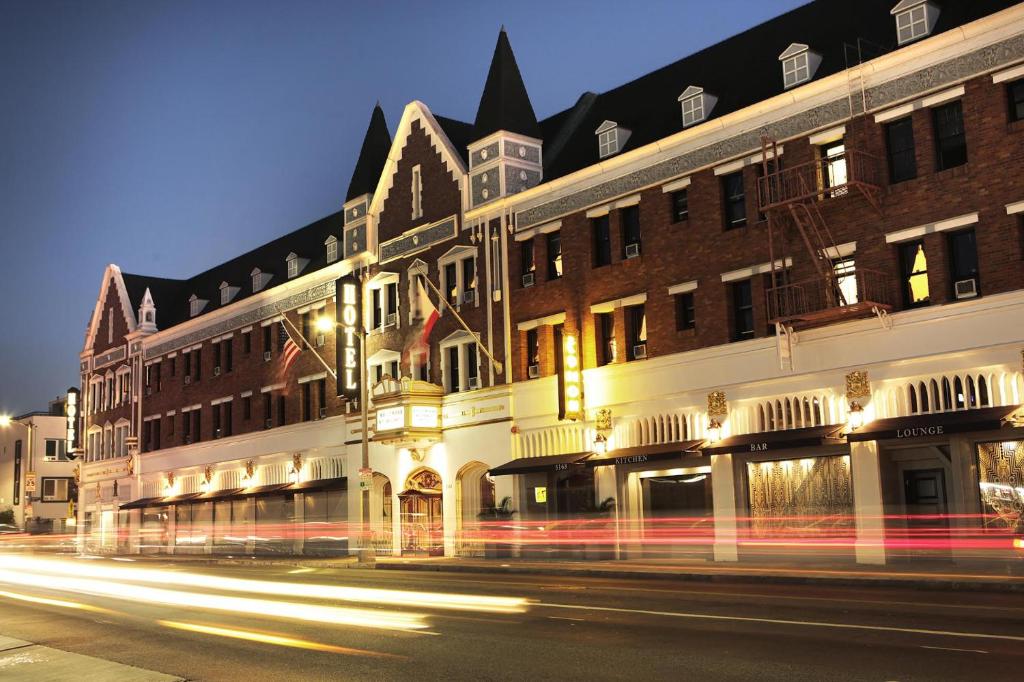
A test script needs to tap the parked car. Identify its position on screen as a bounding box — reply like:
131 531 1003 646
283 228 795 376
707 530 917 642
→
0 524 22 534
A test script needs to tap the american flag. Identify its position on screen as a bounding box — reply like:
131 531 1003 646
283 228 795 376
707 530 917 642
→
278 322 301 377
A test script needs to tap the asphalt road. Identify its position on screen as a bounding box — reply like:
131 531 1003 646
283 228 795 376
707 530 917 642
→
0 555 1022 681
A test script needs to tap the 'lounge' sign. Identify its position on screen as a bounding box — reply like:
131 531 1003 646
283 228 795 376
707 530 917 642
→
896 426 944 438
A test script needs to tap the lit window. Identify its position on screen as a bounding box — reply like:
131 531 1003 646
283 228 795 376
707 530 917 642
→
899 241 930 307
832 257 858 305
546 232 562 280
821 140 848 197
411 165 423 220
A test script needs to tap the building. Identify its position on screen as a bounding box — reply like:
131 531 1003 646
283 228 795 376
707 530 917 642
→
78 0 1024 564
0 398 78 532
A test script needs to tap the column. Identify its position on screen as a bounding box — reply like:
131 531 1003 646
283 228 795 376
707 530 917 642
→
293 493 305 556
850 440 886 565
711 454 738 562
948 436 979 565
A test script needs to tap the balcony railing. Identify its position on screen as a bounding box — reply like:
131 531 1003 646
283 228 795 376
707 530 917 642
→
766 268 893 328
757 148 882 212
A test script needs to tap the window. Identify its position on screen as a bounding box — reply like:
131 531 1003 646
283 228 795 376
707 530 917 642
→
220 284 232 305
167 413 174 437
192 348 201 381
287 254 299 279
596 312 615 366
277 395 286 426
263 325 272 355
833 257 858 305
447 345 460 393
386 282 398 322
895 2 932 45
42 478 70 502
444 262 458 305
598 128 619 158
899 240 930 308
731 280 755 341
820 139 848 196
722 171 747 229
184 352 191 378
413 349 429 382
933 101 966 171
625 305 647 360
411 164 423 219
44 439 67 461
155 363 162 392
886 117 917 183
680 93 705 127
243 331 251 354
326 236 338 263
301 312 311 343
547 232 562 280
213 343 221 372
213 401 221 437
170 357 176 376
317 378 327 416
189 296 202 317
782 52 809 88
1008 79 1024 122
192 410 201 443
525 328 539 376
948 229 980 297
303 383 312 422
671 190 688 223
675 293 695 331
263 394 272 427
521 239 535 285
621 205 641 257
222 403 232 438
182 411 191 442
372 288 382 328
466 345 479 389
462 257 476 300
592 215 611 267
243 395 251 421
152 418 161 450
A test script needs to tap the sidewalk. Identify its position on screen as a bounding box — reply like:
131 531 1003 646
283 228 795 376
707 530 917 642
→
0 635 181 682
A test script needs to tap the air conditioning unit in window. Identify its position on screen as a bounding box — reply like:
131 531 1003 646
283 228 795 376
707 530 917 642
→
633 343 648 359
522 273 535 288
528 364 540 379
316 334 325 348
184 435 193 445
145 386 152 396
213 428 221 439
385 313 397 326
264 418 273 429
625 243 641 259
319 407 328 419
463 291 476 304
468 376 480 390
213 366 221 376
954 278 978 299
184 375 192 386
263 351 272 362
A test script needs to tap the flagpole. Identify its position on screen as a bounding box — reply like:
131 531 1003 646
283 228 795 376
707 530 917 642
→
275 307 338 381
419 275 504 375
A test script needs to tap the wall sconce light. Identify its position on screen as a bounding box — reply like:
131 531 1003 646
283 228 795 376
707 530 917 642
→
848 401 864 430
594 433 608 455
707 418 722 443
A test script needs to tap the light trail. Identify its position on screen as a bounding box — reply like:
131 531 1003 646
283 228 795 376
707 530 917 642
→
0 588 115 614
0 568 429 632
157 620 404 658
0 556 528 614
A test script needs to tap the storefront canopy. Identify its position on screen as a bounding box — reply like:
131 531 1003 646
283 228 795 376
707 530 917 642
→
118 496 165 510
847 405 1023 442
489 451 593 476
585 440 705 468
701 425 845 456
289 477 348 493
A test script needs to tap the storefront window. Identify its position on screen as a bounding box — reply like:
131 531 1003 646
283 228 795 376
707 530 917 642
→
255 494 294 554
746 455 853 537
140 507 168 554
303 490 348 555
977 441 1024 533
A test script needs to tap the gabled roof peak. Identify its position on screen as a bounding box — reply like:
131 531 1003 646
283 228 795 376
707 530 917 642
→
678 85 705 101
891 0 927 13
779 42 811 60
472 28 541 141
595 120 621 134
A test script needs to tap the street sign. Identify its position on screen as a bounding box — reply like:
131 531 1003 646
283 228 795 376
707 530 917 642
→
25 471 36 493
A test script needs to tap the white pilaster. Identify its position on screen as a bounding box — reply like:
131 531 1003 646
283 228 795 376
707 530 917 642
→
711 453 738 562
851 440 887 565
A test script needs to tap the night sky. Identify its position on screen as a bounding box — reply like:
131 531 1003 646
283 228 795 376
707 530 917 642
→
0 0 805 416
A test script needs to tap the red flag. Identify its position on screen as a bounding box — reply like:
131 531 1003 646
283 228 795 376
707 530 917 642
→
415 277 440 347
277 322 301 378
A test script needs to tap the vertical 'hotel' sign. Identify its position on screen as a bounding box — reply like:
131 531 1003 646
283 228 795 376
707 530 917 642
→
560 333 582 421
336 276 362 401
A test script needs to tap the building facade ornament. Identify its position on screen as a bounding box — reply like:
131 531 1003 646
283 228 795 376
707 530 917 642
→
707 391 728 417
845 370 871 400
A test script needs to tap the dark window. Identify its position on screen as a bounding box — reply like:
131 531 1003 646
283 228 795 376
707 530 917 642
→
463 258 476 298
386 282 398 319
193 349 201 380
143 421 152 452
155 363 162 392
243 395 251 421
302 382 312 422
183 412 191 442
596 312 615 366
755 158 782 221
183 352 191 378
671 189 688 223
1009 78 1024 122
301 311 311 342
170 357 176 376
948 229 980 297
263 325 272 354
192 409 201 443
547 232 562 280
933 101 966 170
721 171 747 229
372 288 382 328
447 345 460 393
625 305 647 360
276 322 285 351
730 280 755 341
263 394 272 426
243 331 251 354
445 262 458 305
675 292 696 330
213 343 221 370
526 328 539 374
592 215 611 267
521 239 535 284
222 403 232 437
277 395 286 426
886 117 917 183
898 240 930 308
224 339 233 372
152 418 161 450
317 378 327 414
213 401 221 437
621 205 641 257
467 344 478 386
167 414 174 437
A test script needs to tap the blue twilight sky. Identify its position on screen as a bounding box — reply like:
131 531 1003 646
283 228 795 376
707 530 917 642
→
0 0 806 416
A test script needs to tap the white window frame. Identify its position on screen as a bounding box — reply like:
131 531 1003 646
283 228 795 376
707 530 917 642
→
437 246 478 311
681 95 704 127
286 253 299 279
368 349 401 385
895 4 930 45
219 281 239 305
189 294 206 318
783 52 810 88
325 235 338 264
116 365 131 406
367 272 400 332
44 438 66 462
42 478 69 502
411 164 423 220
439 331 481 393
598 128 619 158
407 260 429 325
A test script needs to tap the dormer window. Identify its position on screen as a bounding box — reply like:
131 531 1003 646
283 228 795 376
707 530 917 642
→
188 294 208 318
325 235 339 264
892 1 939 45
678 86 717 128
251 268 272 293
596 121 630 159
779 43 821 89
285 252 309 279
219 281 239 306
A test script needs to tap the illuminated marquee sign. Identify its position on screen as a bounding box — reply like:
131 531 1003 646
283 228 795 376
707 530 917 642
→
336 276 362 401
65 387 80 454
375 406 404 432
374 405 440 433
410 405 439 429
560 333 582 421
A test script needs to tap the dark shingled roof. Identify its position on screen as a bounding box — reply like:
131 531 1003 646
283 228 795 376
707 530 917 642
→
434 115 475 165
537 0 1018 180
345 103 392 202
472 28 541 140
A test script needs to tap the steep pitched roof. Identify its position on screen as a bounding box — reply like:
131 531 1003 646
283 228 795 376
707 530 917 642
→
434 115 475 165
472 28 541 141
346 103 392 201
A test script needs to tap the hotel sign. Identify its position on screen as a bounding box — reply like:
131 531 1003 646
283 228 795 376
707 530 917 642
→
336 276 362 401
559 333 582 421
65 387 81 454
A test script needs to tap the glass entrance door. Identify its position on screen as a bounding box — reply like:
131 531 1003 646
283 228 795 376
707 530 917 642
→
400 493 443 556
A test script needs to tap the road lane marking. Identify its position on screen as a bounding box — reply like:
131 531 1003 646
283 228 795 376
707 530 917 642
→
920 645 988 654
539 602 1024 643
547 616 585 622
157 620 403 658
0 589 115 614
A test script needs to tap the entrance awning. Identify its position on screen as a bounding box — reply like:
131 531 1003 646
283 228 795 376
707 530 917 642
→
489 451 593 476
847 405 1024 442
197 488 244 501
288 477 348 493
160 492 204 505
237 483 293 496
701 425 845 456
118 496 164 510
586 440 704 468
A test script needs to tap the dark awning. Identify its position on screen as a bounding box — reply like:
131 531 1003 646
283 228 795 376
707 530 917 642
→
490 451 593 476
160 492 204 505
847 405 1023 442
118 496 164 510
586 440 705 468
238 483 293 496
197 488 244 501
701 425 845 456
288 477 348 493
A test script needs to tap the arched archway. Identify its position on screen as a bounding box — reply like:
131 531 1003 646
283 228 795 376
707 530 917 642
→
369 472 393 555
399 468 444 556
455 461 495 557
